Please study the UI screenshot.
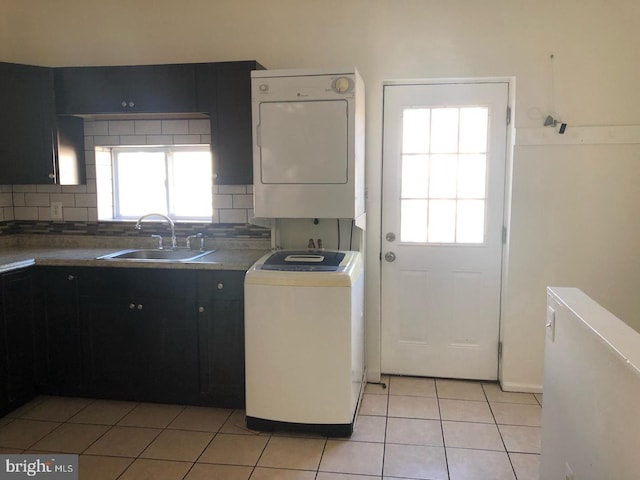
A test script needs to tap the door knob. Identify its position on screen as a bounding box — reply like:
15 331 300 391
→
384 252 396 262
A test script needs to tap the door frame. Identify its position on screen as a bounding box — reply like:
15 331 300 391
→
378 76 516 384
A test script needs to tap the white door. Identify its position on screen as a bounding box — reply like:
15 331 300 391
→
381 81 509 380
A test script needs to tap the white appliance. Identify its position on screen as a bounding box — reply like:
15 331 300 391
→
251 68 365 220
244 250 365 436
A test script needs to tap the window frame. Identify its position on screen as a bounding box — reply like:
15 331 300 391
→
110 145 213 222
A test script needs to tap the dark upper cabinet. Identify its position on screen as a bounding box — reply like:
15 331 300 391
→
0 62 85 185
55 64 197 114
197 61 264 185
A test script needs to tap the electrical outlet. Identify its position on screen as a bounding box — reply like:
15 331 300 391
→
565 462 575 480
50 202 63 220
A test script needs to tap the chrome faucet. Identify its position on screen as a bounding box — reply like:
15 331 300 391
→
135 213 177 249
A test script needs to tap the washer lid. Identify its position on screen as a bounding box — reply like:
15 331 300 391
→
261 250 346 272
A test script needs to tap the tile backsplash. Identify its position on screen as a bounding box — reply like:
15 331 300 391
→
3 118 255 225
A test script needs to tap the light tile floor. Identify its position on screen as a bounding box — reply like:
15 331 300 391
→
0 376 541 479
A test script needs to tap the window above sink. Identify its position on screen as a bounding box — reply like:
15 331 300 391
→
99 145 213 222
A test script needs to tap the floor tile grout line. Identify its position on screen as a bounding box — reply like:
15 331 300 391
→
435 380 452 480
482 383 519 480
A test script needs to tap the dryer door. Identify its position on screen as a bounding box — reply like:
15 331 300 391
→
258 99 348 184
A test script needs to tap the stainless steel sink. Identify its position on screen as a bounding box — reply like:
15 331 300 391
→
96 248 216 262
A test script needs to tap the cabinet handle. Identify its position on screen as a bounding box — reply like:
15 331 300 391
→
198 306 205 313
217 283 224 290
67 275 75 281
129 303 136 310
48 173 56 180
137 304 143 310
121 101 127 108
129 101 135 108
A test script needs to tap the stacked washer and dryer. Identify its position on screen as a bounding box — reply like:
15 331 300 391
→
244 68 366 436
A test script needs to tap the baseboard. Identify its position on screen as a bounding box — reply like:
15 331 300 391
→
500 380 543 394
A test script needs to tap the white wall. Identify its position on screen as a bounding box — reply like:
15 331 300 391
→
541 287 640 479
2 0 640 389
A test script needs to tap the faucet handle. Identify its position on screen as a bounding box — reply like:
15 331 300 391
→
187 233 205 251
151 234 164 249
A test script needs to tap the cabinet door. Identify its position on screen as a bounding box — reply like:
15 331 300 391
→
0 269 36 411
81 298 142 399
126 64 196 113
197 61 264 185
54 67 125 114
55 64 196 114
197 270 245 408
37 268 83 395
0 62 55 184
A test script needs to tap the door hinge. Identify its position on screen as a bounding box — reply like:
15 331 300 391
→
506 106 511 125
498 341 503 358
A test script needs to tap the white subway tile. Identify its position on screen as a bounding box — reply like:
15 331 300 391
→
93 136 120 146
0 185 12 193
25 193 50 207
0 193 12 207
75 194 97 207
86 181 97 194
14 207 38 220
188 119 210 135
12 193 25 207
12 185 37 193
38 207 52 221
61 185 87 194
86 164 97 181
109 120 135 135
161 119 189 135
3 207 14 221
50 193 76 207
87 208 98 222
218 209 248 224
84 136 95 149
146 135 173 145
213 194 232 209
135 120 162 135
119 136 146 145
200 134 211 144
173 135 201 144
63 207 88 221
36 184 62 193
83 120 109 136
218 185 246 194
84 149 96 165
246 184 254 194
233 194 253 209
211 209 220 224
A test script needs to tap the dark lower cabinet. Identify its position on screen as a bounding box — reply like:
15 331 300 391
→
197 270 246 408
2 265 246 415
79 268 199 404
0 269 36 415
36 268 83 396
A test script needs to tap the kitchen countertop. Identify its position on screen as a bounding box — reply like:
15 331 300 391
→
0 235 271 273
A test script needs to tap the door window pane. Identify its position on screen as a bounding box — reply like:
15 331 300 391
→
430 108 459 153
402 109 430 154
401 199 428 242
457 154 486 199
459 107 488 153
429 154 457 199
399 105 489 244
428 200 456 243
401 155 429 198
